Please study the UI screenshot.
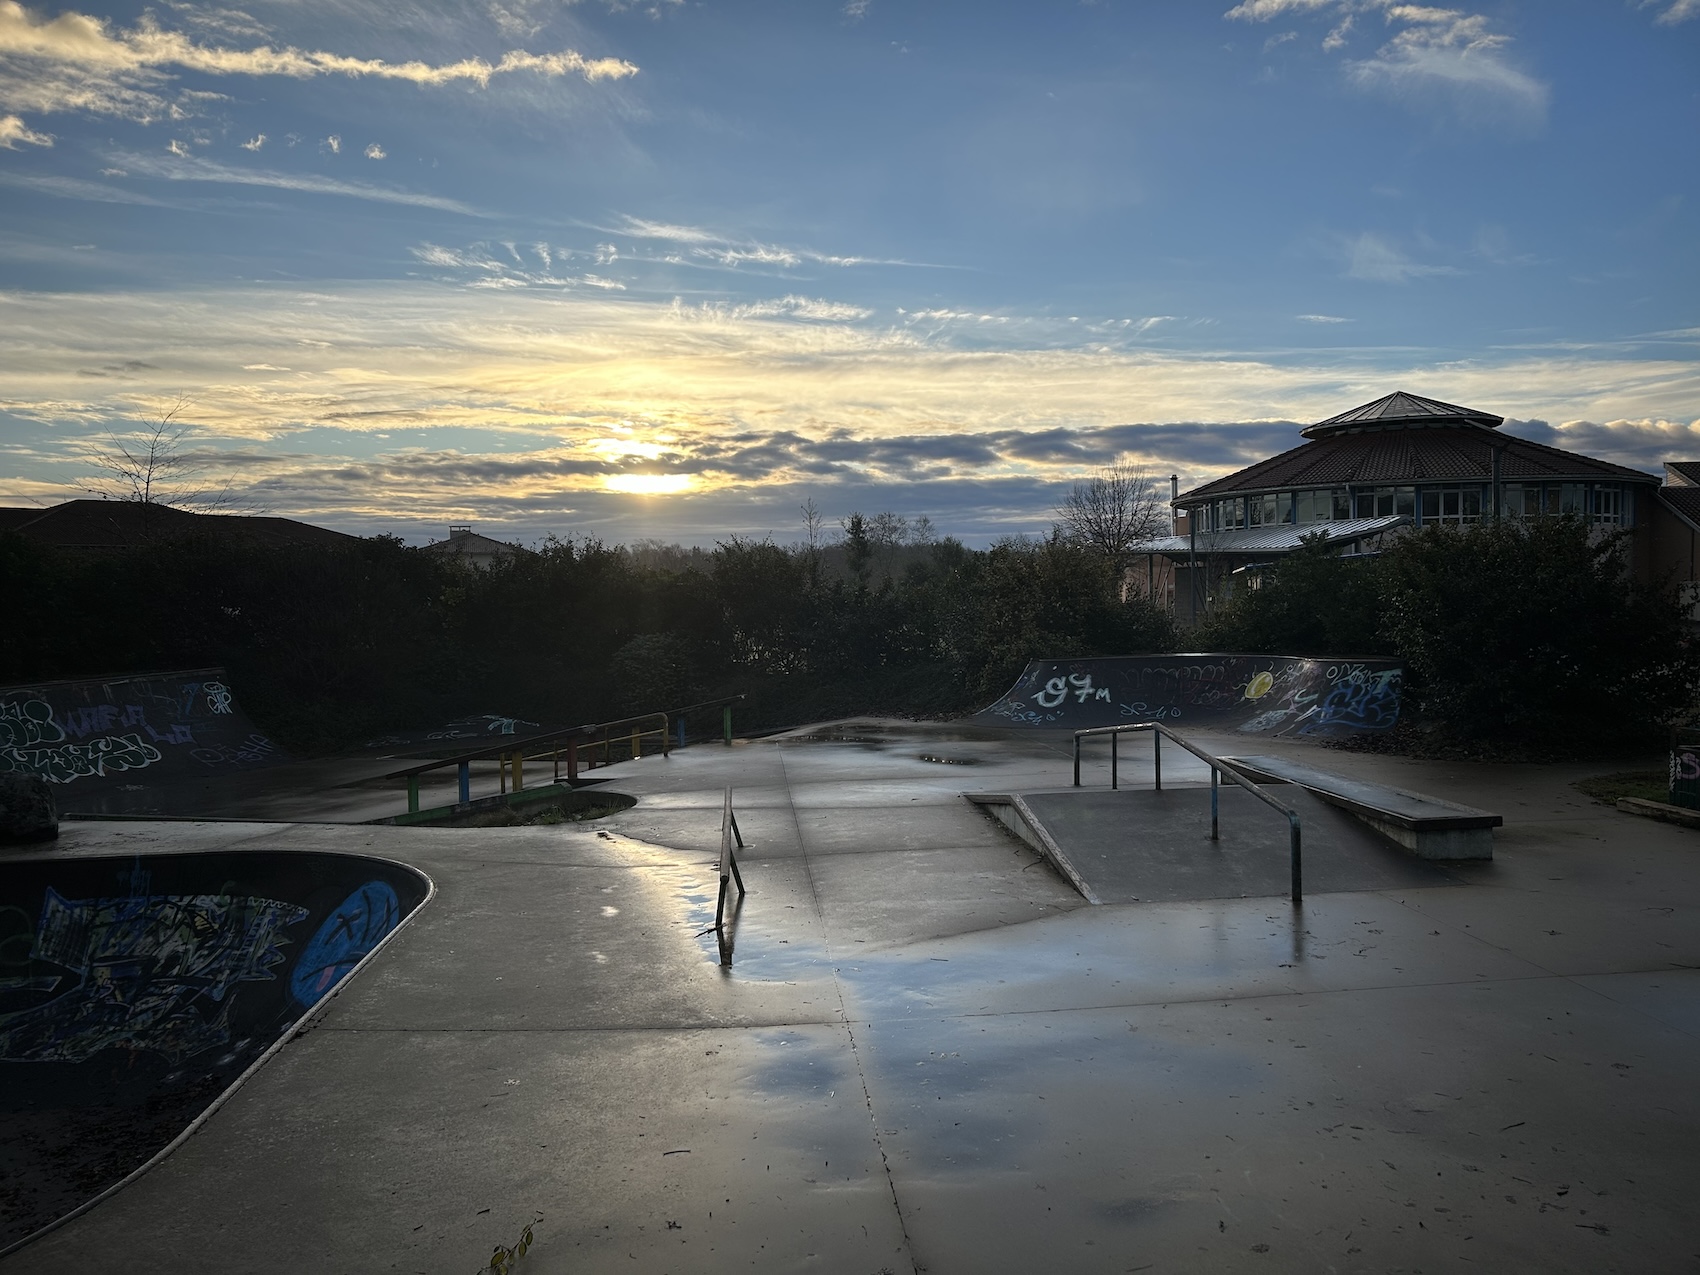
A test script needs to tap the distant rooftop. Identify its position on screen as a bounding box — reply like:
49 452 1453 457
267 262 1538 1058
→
1301 391 1504 440
0 499 359 550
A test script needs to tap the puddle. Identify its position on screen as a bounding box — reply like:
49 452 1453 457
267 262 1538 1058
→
917 753 983 766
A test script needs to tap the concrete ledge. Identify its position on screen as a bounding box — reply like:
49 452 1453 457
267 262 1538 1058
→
1223 754 1497 861
1617 796 1700 830
964 793 1101 903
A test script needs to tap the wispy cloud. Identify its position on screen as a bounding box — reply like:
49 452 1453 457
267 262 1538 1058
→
1226 0 1548 130
117 151 488 215
363 142 385 159
0 1 638 129
239 132 263 150
1343 231 1459 283
1296 313 1351 323
603 215 935 271
1641 0 1700 25
0 109 47 145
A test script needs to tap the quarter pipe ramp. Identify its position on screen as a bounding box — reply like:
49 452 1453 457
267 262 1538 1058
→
969 654 1402 737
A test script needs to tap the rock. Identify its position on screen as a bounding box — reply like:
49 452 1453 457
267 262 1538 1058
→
0 772 58 843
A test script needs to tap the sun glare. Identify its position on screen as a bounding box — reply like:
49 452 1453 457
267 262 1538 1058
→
603 473 694 495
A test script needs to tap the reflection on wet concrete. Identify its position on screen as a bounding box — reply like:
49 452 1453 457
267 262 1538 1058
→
16 719 1700 1273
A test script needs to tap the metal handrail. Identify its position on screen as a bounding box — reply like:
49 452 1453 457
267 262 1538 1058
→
1072 721 1303 903
384 693 746 815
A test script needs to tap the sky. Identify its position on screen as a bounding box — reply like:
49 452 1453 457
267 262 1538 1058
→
0 0 1696 546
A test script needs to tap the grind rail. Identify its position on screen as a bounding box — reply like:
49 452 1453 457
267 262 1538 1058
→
1072 721 1304 903
714 787 747 965
385 694 745 816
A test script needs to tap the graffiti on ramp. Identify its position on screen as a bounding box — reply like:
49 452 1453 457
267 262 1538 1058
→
0 668 281 790
970 654 1402 737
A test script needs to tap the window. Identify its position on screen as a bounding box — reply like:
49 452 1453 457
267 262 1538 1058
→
1419 486 1485 524
1353 487 1417 519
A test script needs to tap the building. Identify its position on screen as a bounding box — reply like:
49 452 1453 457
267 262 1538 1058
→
422 525 520 571
0 499 359 550
1132 392 1668 623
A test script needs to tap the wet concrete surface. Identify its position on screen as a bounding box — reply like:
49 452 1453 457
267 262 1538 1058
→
7 720 1699 1272
1019 786 1456 903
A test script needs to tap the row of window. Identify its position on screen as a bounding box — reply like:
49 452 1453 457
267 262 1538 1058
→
1193 483 1629 533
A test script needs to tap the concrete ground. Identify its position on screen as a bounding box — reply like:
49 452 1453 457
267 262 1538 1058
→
7 721 1699 1274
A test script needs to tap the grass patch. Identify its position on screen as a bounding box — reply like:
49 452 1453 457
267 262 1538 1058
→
1574 771 1667 806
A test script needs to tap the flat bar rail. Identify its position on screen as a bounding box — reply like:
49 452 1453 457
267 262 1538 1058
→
715 787 748 965
1072 721 1303 903
382 694 745 815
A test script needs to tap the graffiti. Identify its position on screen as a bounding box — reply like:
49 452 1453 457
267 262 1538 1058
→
974 654 1403 737
1035 674 1112 708
0 887 308 1064
1 731 163 784
189 733 278 768
289 881 402 1006
0 699 64 749
0 671 283 793
1309 668 1402 732
1671 751 1700 784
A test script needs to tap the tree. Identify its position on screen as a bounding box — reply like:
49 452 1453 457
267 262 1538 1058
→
1375 516 1700 743
1055 464 1167 568
80 398 236 514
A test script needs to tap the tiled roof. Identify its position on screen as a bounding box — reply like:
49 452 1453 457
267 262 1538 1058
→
1658 486 1700 531
1180 426 1656 504
1138 514 1409 556
1664 461 1700 487
0 500 359 549
1301 390 1502 439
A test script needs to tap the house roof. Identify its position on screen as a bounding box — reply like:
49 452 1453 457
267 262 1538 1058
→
1658 486 1700 532
0 499 360 549
1301 390 1503 439
422 530 519 557
1664 461 1700 488
1139 514 1410 557
1180 420 1656 505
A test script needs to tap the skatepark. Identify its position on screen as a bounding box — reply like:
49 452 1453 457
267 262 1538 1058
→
2 661 1698 1272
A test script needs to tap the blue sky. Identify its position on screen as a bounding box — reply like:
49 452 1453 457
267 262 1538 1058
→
0 0 1695 545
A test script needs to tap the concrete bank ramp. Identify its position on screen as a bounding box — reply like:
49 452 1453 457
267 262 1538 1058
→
0 669 283 811
0 848 430 1254
969 653 1402 737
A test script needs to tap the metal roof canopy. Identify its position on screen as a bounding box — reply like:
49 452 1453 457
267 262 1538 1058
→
1139 514 1409 558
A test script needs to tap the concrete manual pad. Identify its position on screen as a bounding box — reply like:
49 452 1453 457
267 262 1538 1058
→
1020 786 1457 903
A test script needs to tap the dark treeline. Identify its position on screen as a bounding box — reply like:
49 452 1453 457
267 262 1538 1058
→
1197 515 1699 745
3 509 1692 755
0 515 1173 753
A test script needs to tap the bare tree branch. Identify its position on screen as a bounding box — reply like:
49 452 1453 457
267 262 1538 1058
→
79 397 238 513
1054 464 1167 566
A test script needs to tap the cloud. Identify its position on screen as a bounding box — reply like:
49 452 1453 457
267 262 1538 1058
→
844 0 870 19
323 134 340 153
1343 231 1458 283
118 151 488 215
0 0 638 126
240 132 262 150
3 282 1695 538
603 215 931 271
1296 313 1351 323
1226 0 1547 130
1643 0 1700 24
363 142 385 159
0 110 47 145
